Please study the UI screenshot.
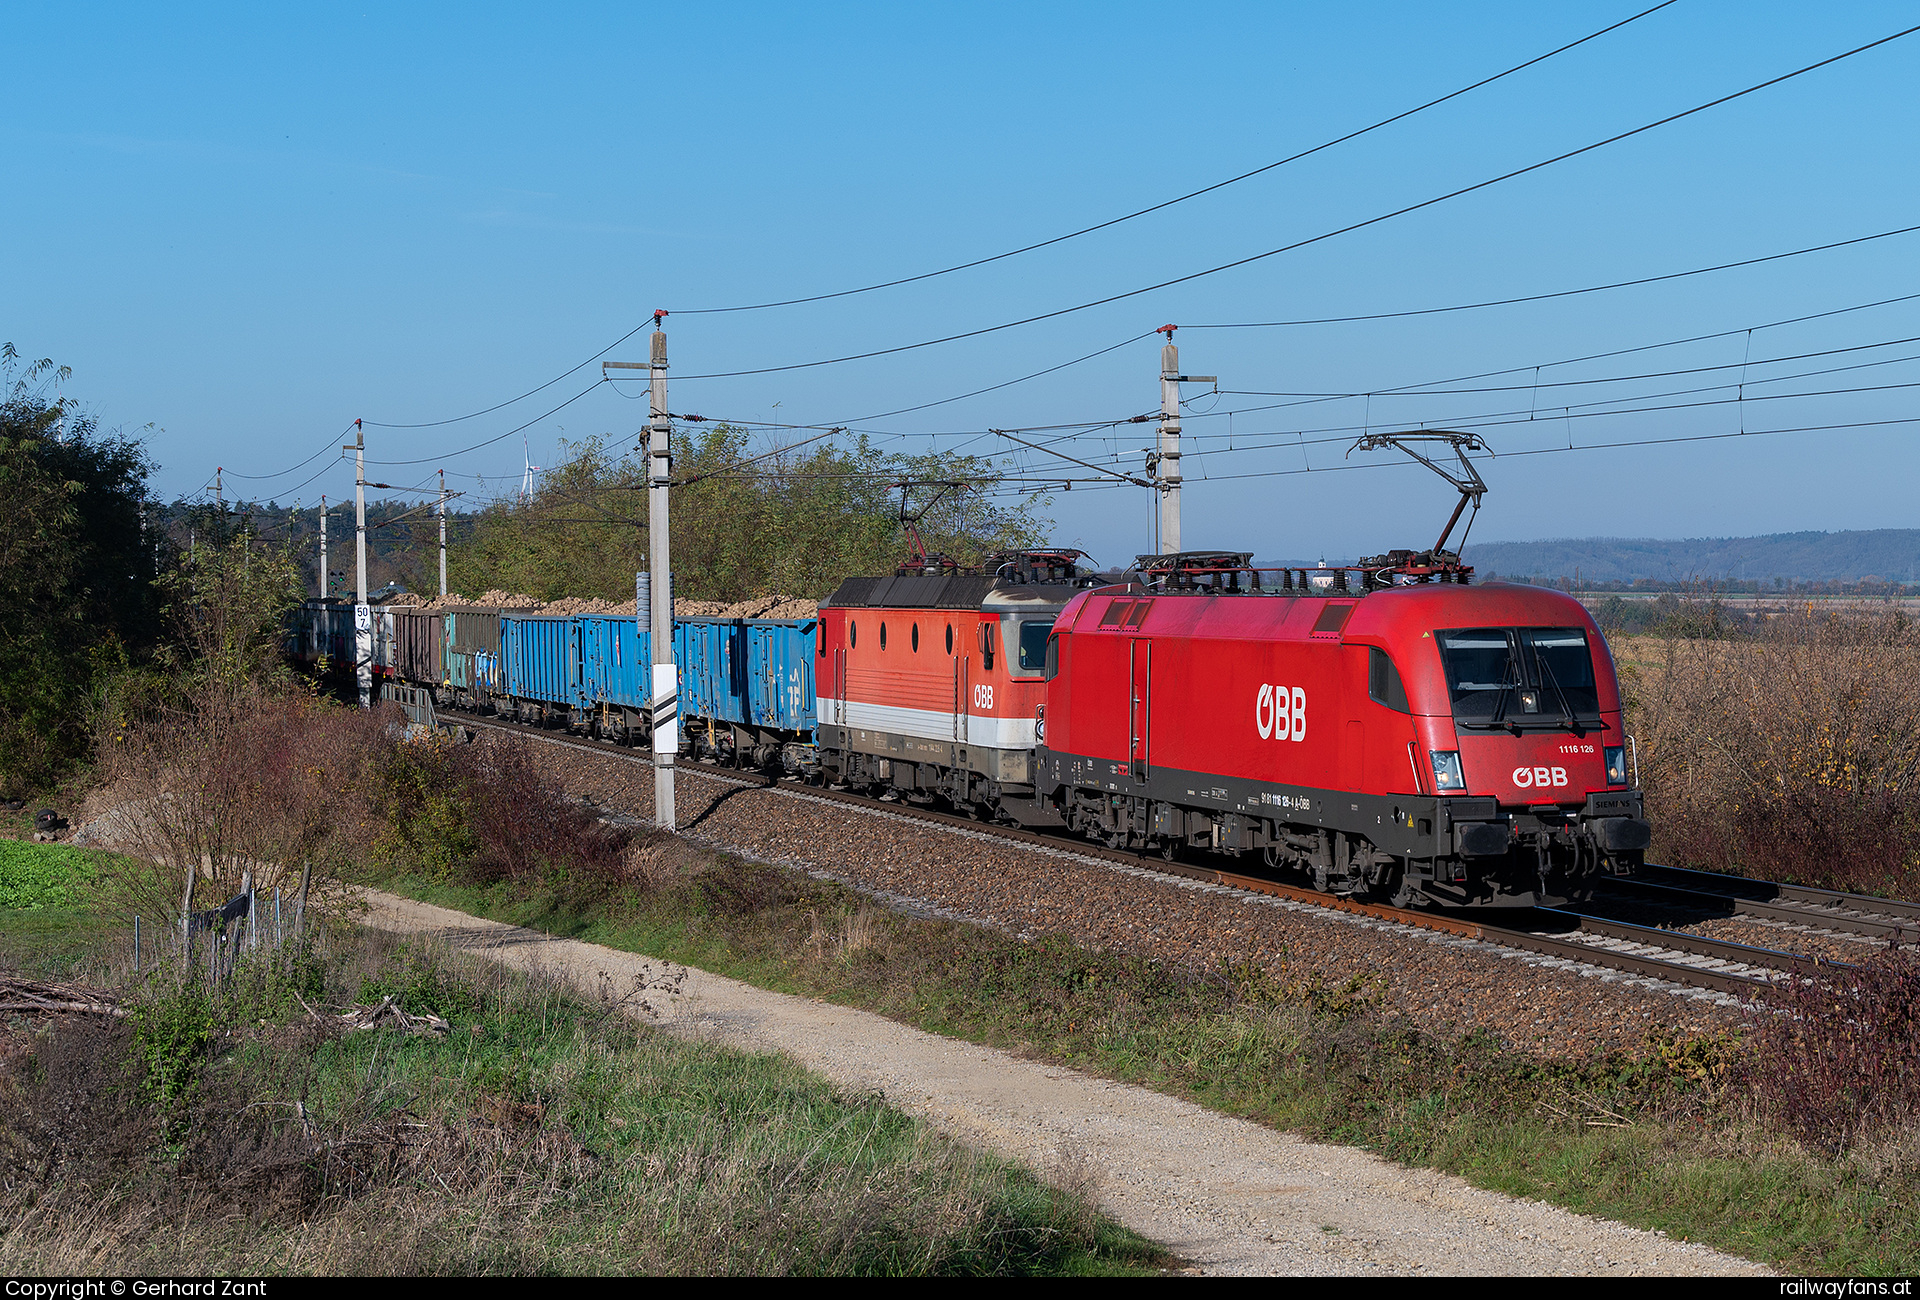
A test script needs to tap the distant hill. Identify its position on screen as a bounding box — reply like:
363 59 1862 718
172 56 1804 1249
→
1461 530 1920 584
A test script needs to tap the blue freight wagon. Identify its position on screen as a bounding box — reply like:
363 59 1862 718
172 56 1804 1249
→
677 617 818 767
288 600 821 777
577 614 653 744
501 614 575 723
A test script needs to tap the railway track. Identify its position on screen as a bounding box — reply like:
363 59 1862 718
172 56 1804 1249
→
1594 863 1920 944
455 713 1868 1000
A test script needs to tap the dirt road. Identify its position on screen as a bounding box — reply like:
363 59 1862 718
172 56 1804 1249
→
357 887 1766 1277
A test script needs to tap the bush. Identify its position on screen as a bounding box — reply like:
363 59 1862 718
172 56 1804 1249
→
373 732 631 891
95 691 391 931
1627 607 1920 894
129 979 217 1114
1744 951 1920 1155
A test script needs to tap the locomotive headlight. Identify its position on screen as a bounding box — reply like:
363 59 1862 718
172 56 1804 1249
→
1429 750 1466 791
1605 746 1627 786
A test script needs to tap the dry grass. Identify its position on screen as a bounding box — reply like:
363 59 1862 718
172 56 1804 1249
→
1619 606 1920 894
1745 949 1920 1156
0 932 1163 1276
88 688 391 933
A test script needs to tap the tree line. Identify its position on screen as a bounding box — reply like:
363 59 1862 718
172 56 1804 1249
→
0 354 1052 793
445 426 1051 603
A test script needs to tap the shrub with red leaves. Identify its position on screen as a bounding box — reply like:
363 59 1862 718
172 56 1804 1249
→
375 732 631 889
1745 950 1920 1155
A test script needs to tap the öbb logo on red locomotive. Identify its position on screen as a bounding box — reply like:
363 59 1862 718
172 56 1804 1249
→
1512 766 1569 788
1254 684 1307 742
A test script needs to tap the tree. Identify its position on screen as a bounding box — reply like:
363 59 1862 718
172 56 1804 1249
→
448 427 1052 602
0 344 160 792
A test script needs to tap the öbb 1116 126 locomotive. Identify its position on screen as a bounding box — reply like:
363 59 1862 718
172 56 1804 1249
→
293 544 1649 910
815 547 1647 909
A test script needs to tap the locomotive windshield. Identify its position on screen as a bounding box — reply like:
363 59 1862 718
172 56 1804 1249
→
1437 627 1600 727
1008 617 1056 678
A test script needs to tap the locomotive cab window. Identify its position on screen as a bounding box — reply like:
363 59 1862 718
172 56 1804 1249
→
945 624 953 654
1438 627 1601 727
1043 630 1061 681
850 621 857 648
880 622 887 651
1006 617 1056 680
1368 647 1409 713
911 622 919 652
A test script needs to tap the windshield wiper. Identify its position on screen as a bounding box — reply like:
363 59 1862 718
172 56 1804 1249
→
1534 651 1579 732
1484 651 1521 731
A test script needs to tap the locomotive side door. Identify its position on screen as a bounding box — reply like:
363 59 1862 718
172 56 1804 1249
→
1128 638 1151 782
952 651 967 742
834 646 847 727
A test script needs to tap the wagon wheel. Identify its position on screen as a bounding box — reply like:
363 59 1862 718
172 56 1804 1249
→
1157 838 1178 863
1386 864 1418 910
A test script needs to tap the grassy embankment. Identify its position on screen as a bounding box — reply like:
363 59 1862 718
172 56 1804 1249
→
0 840 1163 1276
366 826 1919 1277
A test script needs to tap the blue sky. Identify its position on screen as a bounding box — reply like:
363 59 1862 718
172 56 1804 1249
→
6 2 1918 569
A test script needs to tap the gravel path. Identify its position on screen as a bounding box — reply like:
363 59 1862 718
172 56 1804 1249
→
499 729 1742 1053
357 886 1766 1277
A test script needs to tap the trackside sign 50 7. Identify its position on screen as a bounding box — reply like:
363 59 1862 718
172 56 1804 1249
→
1255 685 1306 741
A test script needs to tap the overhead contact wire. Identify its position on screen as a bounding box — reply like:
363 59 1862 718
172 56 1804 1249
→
672 2 1680 315
615 25 1920 383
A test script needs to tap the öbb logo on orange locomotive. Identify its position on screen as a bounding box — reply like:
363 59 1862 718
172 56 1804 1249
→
1254 684 1306 742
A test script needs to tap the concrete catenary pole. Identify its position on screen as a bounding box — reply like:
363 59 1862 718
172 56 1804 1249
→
1153 327 1214 558
1157 338 1181 555
319 495 328 598
438 469 448 598
602 313 678 829
346 419 371 708
647 322 676 829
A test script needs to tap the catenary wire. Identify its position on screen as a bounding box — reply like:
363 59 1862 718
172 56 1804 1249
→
1181 223 1920 330
603 26 1920 384
219 421 360 481
1173 289 1920 421
362 379 609 467
345 8 1676 434
673 3 1679 315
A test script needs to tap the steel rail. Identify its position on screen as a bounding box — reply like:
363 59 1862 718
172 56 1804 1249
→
1635 862 1920 924
456 714 1784 996
1598 877 1919 943
1539 908 1848 977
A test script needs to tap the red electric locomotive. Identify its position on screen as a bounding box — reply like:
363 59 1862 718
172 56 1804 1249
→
814 434 1646 908
815 550 1097 812
1031 550 1648 907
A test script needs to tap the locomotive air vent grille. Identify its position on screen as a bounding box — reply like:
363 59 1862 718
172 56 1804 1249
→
1311 602 1356 635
